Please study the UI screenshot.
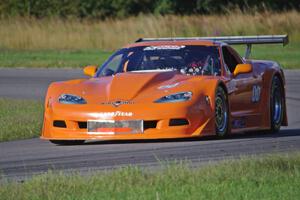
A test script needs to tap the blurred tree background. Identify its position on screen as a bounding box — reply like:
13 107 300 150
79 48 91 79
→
0 0 299 19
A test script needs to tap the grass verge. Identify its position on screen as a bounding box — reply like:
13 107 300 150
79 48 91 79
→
0 98 43 142
0 49 111 68
0 42 299 68
234 41 300 69
1 12 300 50
1 11 300 68
1 153 300 199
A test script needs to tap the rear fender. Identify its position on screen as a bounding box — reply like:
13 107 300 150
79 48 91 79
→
262 67 288 128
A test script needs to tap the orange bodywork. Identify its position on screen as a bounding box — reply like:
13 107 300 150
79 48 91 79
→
41 40 287 141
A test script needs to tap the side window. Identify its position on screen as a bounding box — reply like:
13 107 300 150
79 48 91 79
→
222 46 243 73
99 54 123 76
104 54 123 72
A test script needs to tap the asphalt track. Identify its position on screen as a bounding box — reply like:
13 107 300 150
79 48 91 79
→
0 69 300 180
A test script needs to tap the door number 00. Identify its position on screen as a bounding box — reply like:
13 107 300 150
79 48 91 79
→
252 85 261 103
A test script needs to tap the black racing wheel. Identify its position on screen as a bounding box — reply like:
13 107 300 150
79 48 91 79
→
215 86 229 137
270 76 284 133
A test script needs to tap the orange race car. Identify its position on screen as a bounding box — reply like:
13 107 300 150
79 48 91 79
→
41 35 289 145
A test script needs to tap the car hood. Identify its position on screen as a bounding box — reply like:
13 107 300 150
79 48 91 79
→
53 71 212 103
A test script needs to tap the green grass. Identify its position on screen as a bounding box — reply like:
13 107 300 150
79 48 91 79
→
0 49 112 68
0 42 299 68
233 41 300 69
0 99 43 142
1 153 300 199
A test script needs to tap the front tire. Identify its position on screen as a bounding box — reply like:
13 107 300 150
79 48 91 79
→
50 140 85 145
215 86 229 137
270 76 284 133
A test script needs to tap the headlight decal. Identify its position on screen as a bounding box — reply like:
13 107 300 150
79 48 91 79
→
157 83 179 90
59 94 87 104
154 92 192 103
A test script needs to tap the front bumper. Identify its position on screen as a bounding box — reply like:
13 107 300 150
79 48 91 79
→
41 102 214 140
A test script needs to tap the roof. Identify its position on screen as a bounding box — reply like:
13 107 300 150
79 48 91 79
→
124 40 219 48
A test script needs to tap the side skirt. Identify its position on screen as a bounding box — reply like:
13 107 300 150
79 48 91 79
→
230 112 268 133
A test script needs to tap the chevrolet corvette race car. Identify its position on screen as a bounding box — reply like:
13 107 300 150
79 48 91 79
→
41 35 288 145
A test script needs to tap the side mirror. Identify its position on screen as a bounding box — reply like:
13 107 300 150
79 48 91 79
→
83 65 97 77
233 64 252 77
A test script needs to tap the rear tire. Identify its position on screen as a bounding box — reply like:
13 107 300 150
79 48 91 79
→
215 86 229 137
270 76 284 133
50 140 85 145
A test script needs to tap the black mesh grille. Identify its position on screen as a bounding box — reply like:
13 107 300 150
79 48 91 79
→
169 119 189 126
143 120 158 130
53 120 67 128
78 122 87 129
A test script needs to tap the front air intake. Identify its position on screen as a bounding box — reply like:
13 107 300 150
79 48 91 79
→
53 120 67 128
143 120 158 130
78 122 87 129
169 119 189 126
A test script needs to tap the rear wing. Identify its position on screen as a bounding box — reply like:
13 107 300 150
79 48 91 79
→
135 35 289 58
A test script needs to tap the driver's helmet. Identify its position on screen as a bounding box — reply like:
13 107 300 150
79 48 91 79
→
182 54 207 75
182 54 217 76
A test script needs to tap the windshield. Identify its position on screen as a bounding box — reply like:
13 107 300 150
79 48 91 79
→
96 45 221 77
